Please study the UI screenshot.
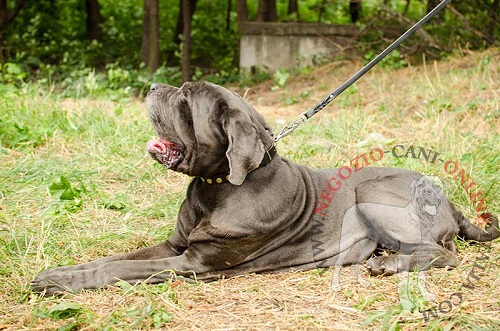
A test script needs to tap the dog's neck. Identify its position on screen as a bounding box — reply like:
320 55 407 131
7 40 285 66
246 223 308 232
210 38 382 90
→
197 144 277 185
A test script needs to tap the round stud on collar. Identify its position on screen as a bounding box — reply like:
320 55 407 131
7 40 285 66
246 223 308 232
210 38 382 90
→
196 144 275 185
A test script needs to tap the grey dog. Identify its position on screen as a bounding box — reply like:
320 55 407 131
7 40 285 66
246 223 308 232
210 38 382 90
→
32 81 499 296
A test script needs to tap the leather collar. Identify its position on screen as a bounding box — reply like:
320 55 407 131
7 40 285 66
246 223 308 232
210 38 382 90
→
198 144 277 184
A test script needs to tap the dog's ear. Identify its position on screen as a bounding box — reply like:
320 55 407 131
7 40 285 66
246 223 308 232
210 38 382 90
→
221 104 265 185
410 177 426 195
410 178 419 195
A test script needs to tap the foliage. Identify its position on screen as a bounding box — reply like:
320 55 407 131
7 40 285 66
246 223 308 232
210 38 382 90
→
355 0 498 58
273 68 291 89
363 49 408 70
0 92 72 149
33 302 94 331
0 0 498 91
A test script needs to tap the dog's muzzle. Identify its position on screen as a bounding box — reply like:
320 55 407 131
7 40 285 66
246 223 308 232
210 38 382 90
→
146 138 184 169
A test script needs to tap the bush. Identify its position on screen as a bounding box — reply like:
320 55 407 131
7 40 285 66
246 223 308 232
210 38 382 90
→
0 0 497 91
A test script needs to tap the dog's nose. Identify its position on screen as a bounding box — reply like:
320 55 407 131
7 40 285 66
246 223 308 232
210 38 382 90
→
149 82 162 91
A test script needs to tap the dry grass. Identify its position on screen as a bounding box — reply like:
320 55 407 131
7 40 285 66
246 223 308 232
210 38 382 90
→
4 246 499 330
1 48 499 330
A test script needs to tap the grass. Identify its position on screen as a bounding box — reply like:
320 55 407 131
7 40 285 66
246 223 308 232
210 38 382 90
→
1 48 499 330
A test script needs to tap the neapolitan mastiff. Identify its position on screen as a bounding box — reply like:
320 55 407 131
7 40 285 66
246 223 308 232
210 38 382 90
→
32 81 499 296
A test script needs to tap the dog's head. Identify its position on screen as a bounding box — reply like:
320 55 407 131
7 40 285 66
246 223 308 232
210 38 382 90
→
410 176 444 216
145 81 274 185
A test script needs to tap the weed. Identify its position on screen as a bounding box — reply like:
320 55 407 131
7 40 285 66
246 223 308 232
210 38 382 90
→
272 68 291 90
31 301 95 331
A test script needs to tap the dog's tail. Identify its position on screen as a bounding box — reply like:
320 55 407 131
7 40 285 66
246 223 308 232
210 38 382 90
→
453 206 500 242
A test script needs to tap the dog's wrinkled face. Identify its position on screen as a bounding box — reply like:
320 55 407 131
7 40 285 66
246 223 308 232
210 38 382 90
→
410 176 444 216
146 81 274 185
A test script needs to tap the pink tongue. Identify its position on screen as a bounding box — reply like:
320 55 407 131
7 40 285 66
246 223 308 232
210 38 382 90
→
146 139 183 168
146 139 171 153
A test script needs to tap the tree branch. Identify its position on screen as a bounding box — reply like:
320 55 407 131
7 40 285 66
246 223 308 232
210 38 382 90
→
0 0 28 32
447 4 496 46
379 3 441 50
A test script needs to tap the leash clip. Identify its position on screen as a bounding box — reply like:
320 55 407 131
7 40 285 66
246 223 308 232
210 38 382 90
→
274 117 305 142
300 111 310 122
274 111 311 142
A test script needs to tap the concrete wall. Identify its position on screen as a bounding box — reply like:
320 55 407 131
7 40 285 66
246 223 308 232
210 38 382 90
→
240 22 359 72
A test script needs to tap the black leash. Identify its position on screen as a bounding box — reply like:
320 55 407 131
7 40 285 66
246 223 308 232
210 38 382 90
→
274 0 452 142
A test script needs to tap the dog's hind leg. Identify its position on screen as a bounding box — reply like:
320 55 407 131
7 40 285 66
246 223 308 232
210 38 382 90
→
330 238 376 291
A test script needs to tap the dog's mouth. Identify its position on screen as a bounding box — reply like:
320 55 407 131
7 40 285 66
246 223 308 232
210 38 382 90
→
146 138 184 169
422 196 441 216
423 204 438 216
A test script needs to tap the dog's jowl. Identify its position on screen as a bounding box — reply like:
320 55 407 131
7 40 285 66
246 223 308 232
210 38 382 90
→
32 81 500 296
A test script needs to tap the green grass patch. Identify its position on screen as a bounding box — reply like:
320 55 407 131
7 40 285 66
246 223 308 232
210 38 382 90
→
1 49 499 329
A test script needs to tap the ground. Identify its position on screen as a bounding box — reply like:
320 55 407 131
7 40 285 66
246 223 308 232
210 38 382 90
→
0 48 499 330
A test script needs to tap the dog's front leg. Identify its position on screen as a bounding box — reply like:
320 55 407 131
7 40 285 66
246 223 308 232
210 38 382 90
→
32 241 183 295
366 244 456 275
41 240 179 273
330 266 342 291
32 254 203 296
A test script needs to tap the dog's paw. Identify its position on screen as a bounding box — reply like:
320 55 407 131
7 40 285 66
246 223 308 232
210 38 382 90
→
31 270 72 296
31 266 87 296
357 274 371 288
366 256 398 276
353 264 371 288
330 282 342 292
421 290 436 302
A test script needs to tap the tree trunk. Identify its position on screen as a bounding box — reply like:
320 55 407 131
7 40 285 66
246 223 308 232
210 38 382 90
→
149 0 159 71
226 0 231 30
0 0 7 32
288 0 299 20
0 0 28 32
427 0 444 22
141 0 150 66
403 0 411 16
256 0 276 22
173 0 197 49
141 0 159 72
489 0 499 44
84 0 103 41
236 0 247 30
318 0 327 23
169 0 196 65
426 0 440 12
182 0 192 82
349 0 361 23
